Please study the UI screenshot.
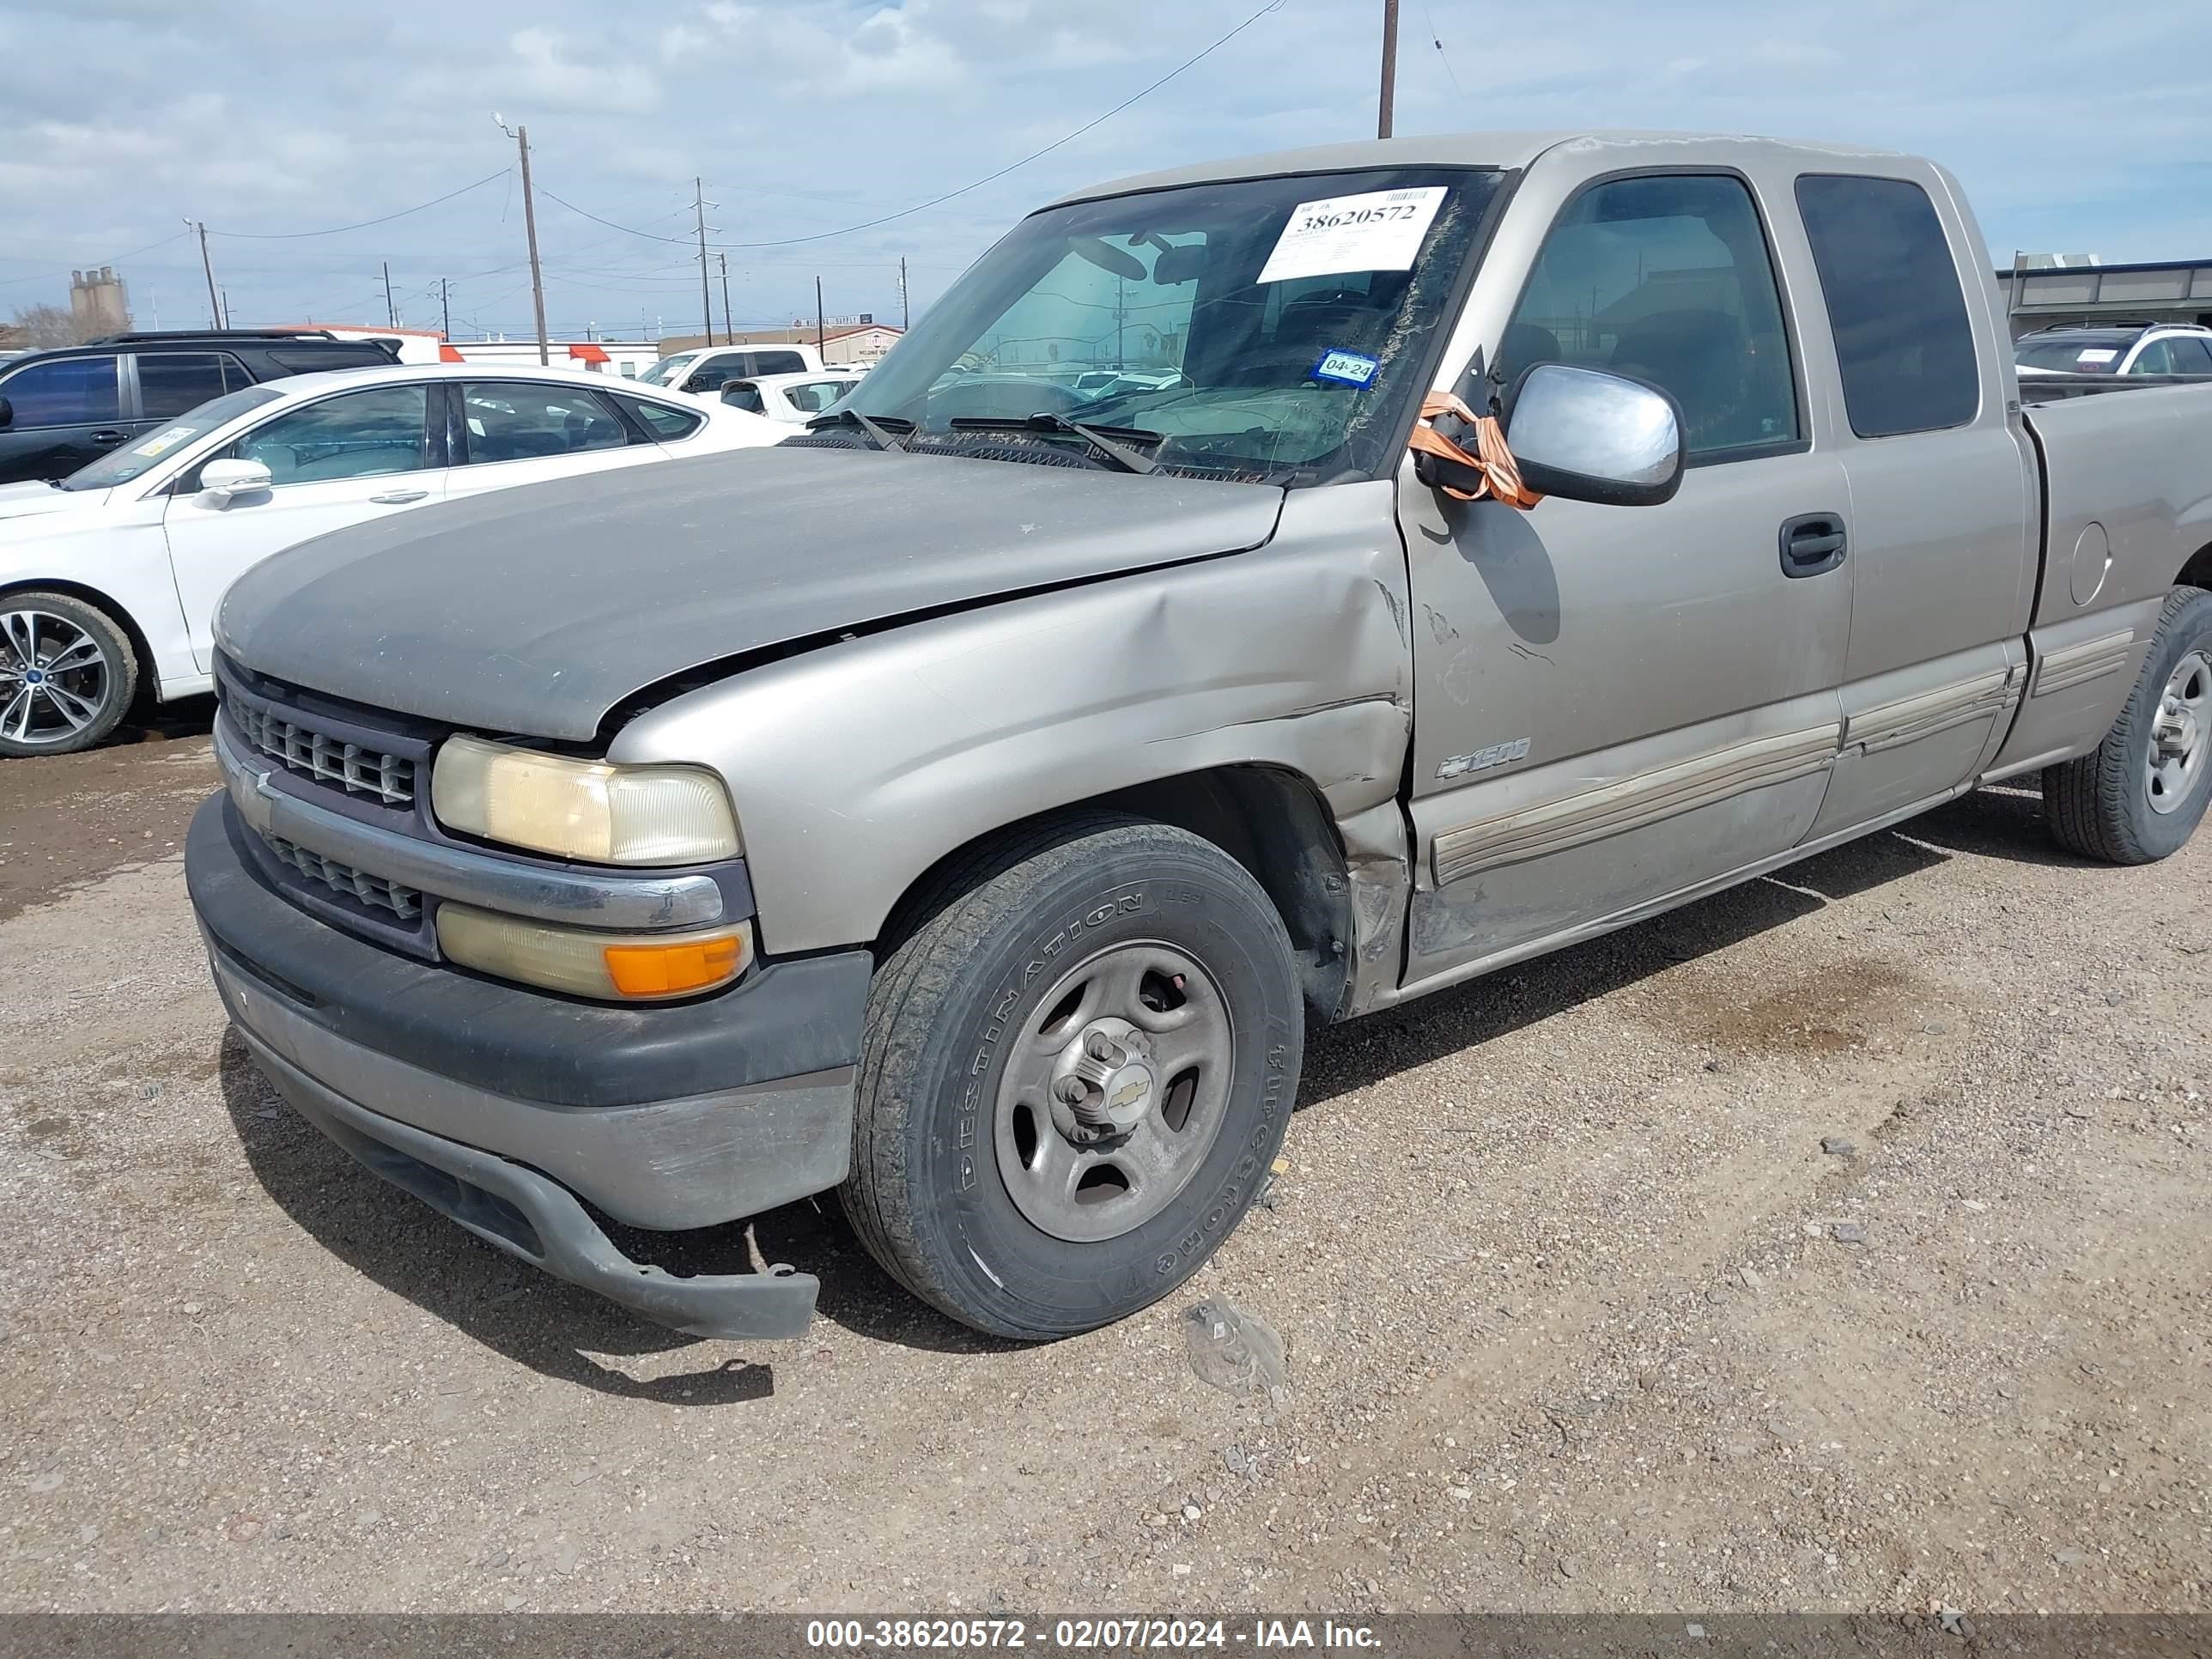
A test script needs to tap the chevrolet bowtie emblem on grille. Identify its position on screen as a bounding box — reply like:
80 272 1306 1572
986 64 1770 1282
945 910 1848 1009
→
1436 737 1531 780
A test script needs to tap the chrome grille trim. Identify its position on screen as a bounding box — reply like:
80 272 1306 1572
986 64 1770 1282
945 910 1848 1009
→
228 692 416 807
261 832 424 922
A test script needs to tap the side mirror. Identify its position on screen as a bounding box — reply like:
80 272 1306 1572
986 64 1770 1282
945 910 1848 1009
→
1503 363 1685 507
0 396 12 428
198 458 272 506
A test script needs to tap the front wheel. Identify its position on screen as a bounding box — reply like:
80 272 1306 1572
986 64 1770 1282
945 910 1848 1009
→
841 814 1304 1340
0 592 139 757
2045 586 2212 863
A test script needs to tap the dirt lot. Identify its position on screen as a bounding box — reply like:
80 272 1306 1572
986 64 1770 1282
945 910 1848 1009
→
2 718 2207 1619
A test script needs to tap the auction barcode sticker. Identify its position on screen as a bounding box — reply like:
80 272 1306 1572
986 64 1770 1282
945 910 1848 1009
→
1257 185 1448 285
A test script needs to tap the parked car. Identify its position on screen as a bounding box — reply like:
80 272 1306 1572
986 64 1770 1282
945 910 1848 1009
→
0 330 401 485
191 131 2212 1346
635 343 825 396
2014 322 2212 378
718 370 864 422
0 363 779 755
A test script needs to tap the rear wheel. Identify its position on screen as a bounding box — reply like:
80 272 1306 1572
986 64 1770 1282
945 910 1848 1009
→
841 814 1304 1340
2045 586 2212 863
0 592 137 757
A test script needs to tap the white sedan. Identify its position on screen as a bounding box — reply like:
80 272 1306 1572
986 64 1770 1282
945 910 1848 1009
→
0 362 781 755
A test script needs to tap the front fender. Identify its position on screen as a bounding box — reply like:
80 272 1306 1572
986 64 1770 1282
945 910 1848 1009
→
613 481 1413 955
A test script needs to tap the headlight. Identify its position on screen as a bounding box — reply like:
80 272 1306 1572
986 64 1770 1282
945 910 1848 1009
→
437 903 752 1000
430 736 740 866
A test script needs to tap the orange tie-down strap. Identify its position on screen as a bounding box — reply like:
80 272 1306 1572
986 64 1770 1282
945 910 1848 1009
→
1407 391 1544 509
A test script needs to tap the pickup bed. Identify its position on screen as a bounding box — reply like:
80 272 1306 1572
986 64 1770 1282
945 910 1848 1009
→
186 130 2212 1342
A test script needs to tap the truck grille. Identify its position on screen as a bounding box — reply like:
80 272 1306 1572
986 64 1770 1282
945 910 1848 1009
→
261 833 423 922
228 696 416 807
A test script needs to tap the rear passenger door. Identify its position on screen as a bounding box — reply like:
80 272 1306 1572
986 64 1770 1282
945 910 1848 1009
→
1790 173 2038 838
443 380 658 506
129 352 248 437
1400 167 1853 986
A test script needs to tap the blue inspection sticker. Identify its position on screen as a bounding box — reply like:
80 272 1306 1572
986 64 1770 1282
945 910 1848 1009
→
1310 349 1382 387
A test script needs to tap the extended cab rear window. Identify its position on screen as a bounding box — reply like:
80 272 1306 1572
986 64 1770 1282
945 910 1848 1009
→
1794 174 1979 438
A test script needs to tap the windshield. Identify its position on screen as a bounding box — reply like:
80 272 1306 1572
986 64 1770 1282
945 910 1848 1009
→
58 385 283 491
635 352 700 386
2014 335 2132 374
844 167 1502 483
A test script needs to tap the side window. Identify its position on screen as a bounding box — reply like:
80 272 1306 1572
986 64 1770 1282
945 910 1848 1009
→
725 383 767 415
458 382 629 465
615 396 705 441
0 356 120 427
785 380 850 414
137 354 243 421
1795 174 1979 437
1499 173 1799 458
750 351 806 376
2127 339 2177 376
229 385 430 485
2169 337 2212 375
684 359 744 393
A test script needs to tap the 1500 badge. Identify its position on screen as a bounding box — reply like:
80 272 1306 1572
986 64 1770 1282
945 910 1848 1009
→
1436 737 1530 780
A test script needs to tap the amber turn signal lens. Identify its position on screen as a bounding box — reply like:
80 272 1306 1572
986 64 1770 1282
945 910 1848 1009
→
603 933 745 998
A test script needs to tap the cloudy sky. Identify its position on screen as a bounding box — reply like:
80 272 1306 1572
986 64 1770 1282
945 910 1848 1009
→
3 0 2208 343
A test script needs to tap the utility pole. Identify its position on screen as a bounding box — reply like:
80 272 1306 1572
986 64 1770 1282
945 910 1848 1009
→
899 257 909 330
815 276 826 358
383 261 397 328
717 252 733 346
1377 0 1400 140
219 288 231 329
693 177 715 349
495 115 550 364
188 219 221 330
441 276 452 342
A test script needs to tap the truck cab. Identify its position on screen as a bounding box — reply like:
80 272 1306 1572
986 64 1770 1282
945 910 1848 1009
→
185 132 2212 1346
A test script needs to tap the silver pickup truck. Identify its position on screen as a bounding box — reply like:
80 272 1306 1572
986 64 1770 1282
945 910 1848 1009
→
187 131 2212 1343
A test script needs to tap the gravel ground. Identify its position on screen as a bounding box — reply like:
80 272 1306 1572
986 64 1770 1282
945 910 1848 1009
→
2 724 2206 1618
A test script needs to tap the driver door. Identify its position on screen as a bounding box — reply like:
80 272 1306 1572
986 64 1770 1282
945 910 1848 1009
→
1400 168 1853 987
163 383 446 670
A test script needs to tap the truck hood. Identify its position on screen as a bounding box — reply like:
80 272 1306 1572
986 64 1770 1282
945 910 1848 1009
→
216 442 1283 740
0 482 100 525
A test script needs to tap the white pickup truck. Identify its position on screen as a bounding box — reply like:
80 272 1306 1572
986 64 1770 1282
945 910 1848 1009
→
190 130 2212 1343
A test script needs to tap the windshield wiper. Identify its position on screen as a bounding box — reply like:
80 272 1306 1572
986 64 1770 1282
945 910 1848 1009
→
805 407 914 452
948 412 1164 475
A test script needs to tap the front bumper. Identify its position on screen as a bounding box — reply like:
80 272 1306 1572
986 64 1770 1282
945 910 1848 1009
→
187 793 872 1340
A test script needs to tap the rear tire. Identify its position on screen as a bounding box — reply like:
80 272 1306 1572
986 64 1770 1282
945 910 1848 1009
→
841 813 1304 1340
2045 586 2212 863
0 591 137 757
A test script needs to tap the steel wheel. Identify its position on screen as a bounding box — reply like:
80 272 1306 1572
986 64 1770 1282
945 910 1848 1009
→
2146 648 2209 814
993 939 1236 1243
0 607 116 750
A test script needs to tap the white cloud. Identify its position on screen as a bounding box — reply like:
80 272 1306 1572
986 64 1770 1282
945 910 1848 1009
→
3 0 2208 333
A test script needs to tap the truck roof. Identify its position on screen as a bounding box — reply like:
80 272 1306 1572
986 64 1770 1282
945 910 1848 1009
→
1051 130 1920 208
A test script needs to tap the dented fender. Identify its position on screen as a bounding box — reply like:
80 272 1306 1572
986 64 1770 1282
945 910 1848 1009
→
614 482 1416 957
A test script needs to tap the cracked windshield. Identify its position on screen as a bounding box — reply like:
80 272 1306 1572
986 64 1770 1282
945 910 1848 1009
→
845 167 1500 482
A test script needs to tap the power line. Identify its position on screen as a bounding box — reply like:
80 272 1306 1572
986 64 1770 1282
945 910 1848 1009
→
0 228 191 289
1421 2 1464 94
208 169 509 240
536 0 1285 253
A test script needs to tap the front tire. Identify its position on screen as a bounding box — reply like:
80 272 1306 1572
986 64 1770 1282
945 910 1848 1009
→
842 814 1304 1340
0 592 138 757
2045 586 2212 863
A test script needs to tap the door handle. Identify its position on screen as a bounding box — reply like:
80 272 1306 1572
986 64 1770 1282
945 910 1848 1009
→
368 489 429 504
1779 513 1847 578
87 429 125 446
